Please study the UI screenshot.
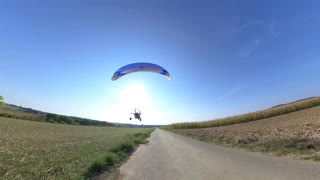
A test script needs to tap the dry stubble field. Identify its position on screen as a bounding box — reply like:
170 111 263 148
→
176 106 320 161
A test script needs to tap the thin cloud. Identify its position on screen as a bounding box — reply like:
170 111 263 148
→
269 23 281 38
216 86 242 102
255 38 262 45
229 20 265 38
304 60 320 70
239 46 254 58
241 20 265 30
238 22 282 58
233 20 266 58
239 37 263 58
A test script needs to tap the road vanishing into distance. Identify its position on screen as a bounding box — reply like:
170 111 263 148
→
116 129 320 180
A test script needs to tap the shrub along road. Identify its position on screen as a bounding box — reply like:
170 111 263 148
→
117 129 320 180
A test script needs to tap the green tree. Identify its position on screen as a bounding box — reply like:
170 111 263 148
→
0 96 5 109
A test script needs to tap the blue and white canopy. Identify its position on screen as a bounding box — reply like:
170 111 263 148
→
111 62 171 81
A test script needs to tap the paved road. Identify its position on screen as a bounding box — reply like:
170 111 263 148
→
118 129 320 180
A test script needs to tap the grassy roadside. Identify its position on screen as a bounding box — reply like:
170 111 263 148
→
83 130 154 179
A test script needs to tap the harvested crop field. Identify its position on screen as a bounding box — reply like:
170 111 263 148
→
0 117 153 179
175 106 320 161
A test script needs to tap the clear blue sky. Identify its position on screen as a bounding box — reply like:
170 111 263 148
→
1 0 320 125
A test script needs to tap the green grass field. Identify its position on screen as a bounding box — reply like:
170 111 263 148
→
0 117 153 179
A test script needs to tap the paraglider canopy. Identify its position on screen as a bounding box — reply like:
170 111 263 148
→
111 62 171 81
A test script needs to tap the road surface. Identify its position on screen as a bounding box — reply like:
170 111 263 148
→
117 129 320 180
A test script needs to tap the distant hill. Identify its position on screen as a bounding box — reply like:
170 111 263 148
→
4 103 46 114
0 103 156 128
270 97 318 109
0 103 46 122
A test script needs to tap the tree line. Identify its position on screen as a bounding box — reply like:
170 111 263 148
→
1 95 114 127
45 113 115 126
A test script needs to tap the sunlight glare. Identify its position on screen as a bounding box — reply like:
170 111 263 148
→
106 82 162 124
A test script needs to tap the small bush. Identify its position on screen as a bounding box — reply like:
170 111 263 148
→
133 138 142 144
120 141 134 153
110 146 121 153
134 133 143 137
89 159 105 174
313 156 320 161
116 151 127 159
104 152 119 166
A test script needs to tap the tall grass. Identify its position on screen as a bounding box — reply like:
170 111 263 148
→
165 97 320 129
84 130 153 178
